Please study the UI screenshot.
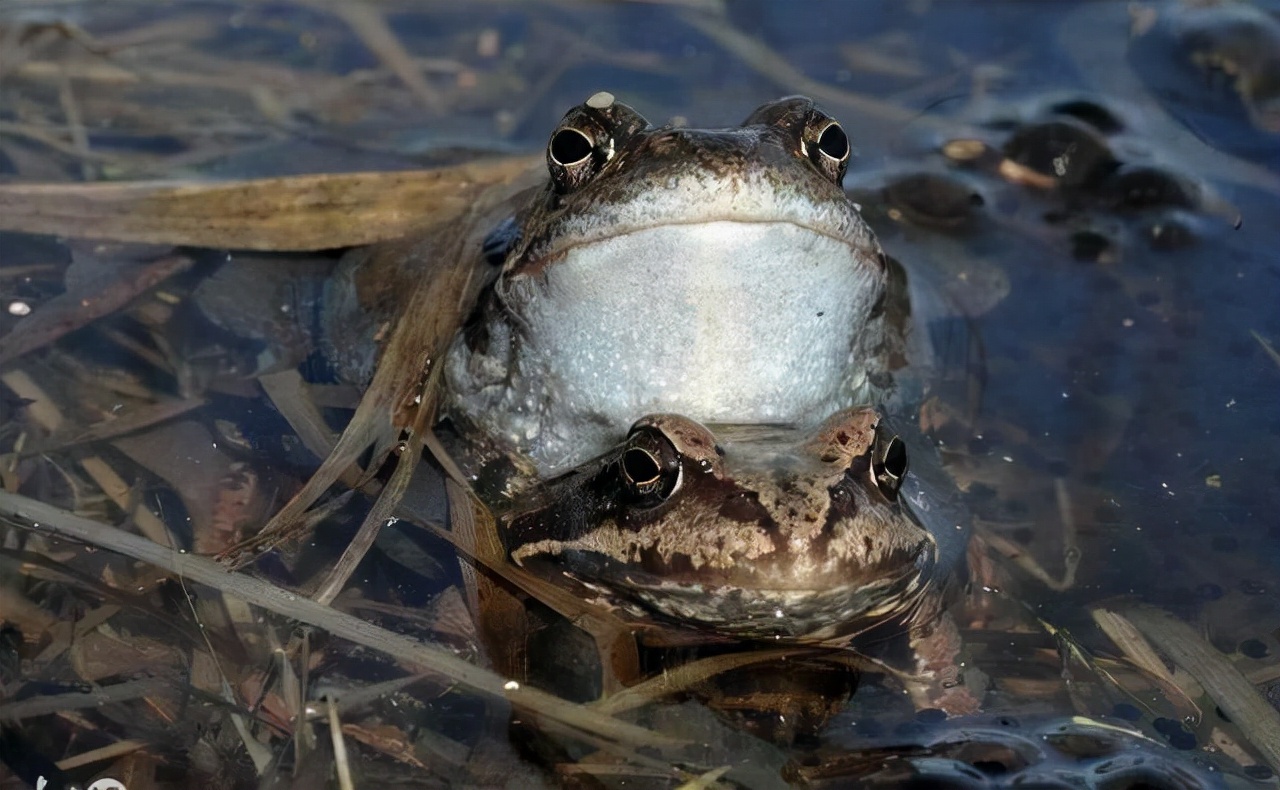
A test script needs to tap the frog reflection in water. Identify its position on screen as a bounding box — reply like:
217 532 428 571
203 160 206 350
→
500 406 979 715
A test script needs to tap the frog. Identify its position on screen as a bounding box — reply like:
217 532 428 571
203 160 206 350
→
439 92 905 477
495 405 980 715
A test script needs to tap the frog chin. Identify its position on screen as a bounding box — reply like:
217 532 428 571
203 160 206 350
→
616 574 928 641
562 550 936 641
445 219 886 478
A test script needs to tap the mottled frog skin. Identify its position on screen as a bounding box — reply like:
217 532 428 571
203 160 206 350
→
445 94 901 476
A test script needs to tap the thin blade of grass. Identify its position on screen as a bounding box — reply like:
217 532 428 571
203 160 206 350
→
1253 330 1280 370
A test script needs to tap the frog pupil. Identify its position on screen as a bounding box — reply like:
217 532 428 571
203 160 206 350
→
622 447 661 488
550 128 594 165
881 437 907 479
817 122 849 160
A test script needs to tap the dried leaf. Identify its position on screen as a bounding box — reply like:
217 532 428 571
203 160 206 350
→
340 723 429 770
0 490 688 753
221 161 541 564
1122 604 1280 772
0 158 539 252
1091 606 1203 721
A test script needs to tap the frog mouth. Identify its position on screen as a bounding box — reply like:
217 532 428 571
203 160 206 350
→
616 572 929 641
560 549 936 642
519 162 877 272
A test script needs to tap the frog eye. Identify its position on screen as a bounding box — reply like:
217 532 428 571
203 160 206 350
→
806 118 851 185
815 120 850 161
871 428 908 501
620 428 682 506
549 128 593 167
547 125 599 193
547 94 651 195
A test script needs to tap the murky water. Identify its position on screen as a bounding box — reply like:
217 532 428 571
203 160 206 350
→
1 2 1279 788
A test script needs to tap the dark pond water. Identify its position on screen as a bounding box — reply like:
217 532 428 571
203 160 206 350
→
1 1 1279 788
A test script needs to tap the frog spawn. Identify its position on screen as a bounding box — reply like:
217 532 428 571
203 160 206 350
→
798 715 1231 788
846 92 1228 285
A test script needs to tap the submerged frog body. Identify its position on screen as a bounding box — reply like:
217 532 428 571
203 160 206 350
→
444 93 895 475
500 406 979 713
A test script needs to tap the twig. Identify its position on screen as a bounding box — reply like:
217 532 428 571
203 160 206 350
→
0 120 117 163
0 255 192 367
319 1 445 115
177 574 275 774
23 397 207 457
680 12 919 129
311 433 421 606
55 739 146 771
2 369 176 546
78 456 175 548
303 674 429 721
57 66 93 180
1253 330 1280 371
257 370 338 461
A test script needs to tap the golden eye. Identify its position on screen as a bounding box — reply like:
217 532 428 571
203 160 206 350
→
806 115 851 186
545 96 650 195
621 447 662 492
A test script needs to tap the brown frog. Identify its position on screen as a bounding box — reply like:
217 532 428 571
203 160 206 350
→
497 406 979 715
439 93 901 477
